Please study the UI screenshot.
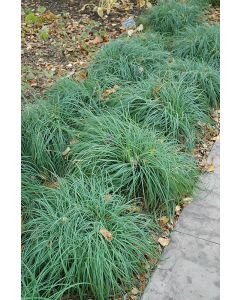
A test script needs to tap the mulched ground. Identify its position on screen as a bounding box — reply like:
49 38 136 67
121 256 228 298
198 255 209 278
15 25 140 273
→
21 0 145 102
21 1 219 102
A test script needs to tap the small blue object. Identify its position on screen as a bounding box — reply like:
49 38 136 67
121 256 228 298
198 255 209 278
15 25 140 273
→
122 18 136 29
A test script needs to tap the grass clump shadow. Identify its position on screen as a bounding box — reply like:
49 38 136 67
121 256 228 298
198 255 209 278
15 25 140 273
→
70 112 199 212
22 174 159 300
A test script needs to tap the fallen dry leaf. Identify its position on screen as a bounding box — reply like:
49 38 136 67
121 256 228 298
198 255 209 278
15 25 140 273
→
182 197 193 205
175 205 181 216
69 139 79 145
101 86 118 100
206 163 215 173
97 7 104 18
62 146 71 156
159 216 169 226
128 29 134 36
158 237 170 247
149 258 158 265
43 181 60 189
152 84 161 98
147 1 152 8
131 287 139 295
212 135 220 141
99 228 113 241
91 36 102 45
77 70 87 80
136 24 144 32
128 206 142 213
137 274 146 282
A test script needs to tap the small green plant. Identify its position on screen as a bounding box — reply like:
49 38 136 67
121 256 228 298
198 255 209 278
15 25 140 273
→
70 113 199 212
25 12 39 25
111 76 209 149
22 175 158 299
172 24 220 68
138 0 203 35
37 6 47 14
88 38 169 86
38 26 49 41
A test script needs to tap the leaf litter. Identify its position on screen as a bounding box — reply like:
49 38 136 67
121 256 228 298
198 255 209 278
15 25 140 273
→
21 0 145 102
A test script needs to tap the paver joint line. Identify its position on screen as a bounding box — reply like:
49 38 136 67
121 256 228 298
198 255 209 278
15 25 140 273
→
174 229 220 245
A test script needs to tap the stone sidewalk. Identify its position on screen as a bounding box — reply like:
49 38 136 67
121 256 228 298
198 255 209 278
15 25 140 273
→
142 141 220 300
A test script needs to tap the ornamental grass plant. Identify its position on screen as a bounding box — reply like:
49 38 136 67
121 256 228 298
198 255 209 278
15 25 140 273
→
22 175 158 300
88 38 169 86
138 0 204 35
22 100 75 178
21 78 105 179
172 24 220 68
166 58 220 108
110 75 210 149
70 112 199 211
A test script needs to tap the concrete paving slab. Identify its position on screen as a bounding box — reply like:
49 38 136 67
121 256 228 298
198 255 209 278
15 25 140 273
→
142 141 220 300
142 232 220 300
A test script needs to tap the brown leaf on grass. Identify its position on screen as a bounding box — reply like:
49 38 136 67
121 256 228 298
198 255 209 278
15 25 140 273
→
103 194 112 201
128 29 135 37
43 181 60 189
101 85 119 100
136 24 144 32
99 228 113 241
139 282 146 293
137 274 146 282
69 139 79 145
149 148 156 155
152 84 161 98
175 205 181 216
149 258 158 265
131 287 139 295
182 197 193 205
28 79 38 87
166 223 174 231
138 0 147 8
128 206 142 213
158 237 170 247
62 146 71 156
159 216 169 226
77 70 87 80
